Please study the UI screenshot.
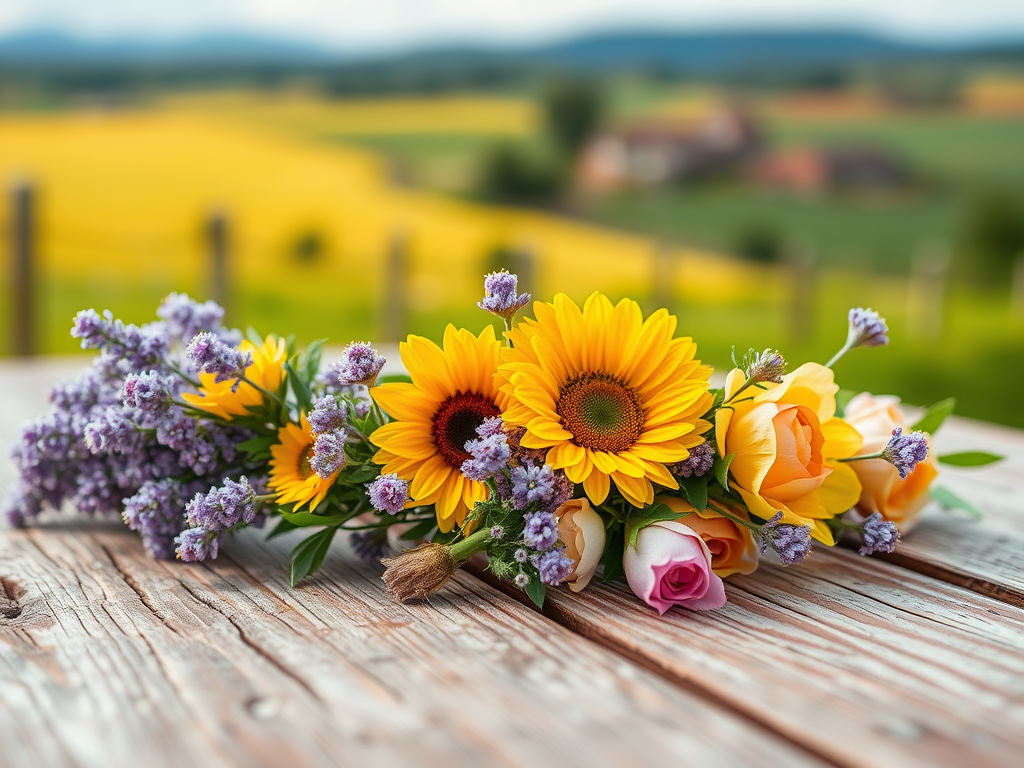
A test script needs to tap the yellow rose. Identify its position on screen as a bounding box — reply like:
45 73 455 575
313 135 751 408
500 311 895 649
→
715 362 863 544
555 498 606 592
659 496 758 578
843 393 938 532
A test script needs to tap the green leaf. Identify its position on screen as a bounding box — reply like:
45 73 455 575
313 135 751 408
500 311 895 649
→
281 510 348 528
713 453 734 491
266 516 299 540
523 575 546 608
930 485 982 519
835 389 857 418
600 525 625 583
679 474 709 511
625 502 687 548
378 373 412 385
286 360 313 414
912 398 956 435
289 528 337 586
400 518 437 542
302 339 328 382
236 436 276 455
345 464 380 484
245 326 264 346
937 451 1003 467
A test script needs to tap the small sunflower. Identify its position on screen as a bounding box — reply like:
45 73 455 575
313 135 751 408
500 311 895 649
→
181 336 287 419
370 325 503 532
498 292 713 508
269 414 340 511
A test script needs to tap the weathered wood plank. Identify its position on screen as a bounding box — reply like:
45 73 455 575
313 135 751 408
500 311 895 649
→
877 416 1024 606
0 517 823 768
481 548 1024 768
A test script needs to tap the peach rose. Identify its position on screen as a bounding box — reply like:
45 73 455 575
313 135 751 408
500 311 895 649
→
843 393 938 532
555 498 606 592
715 362 863 544
658 496 758 577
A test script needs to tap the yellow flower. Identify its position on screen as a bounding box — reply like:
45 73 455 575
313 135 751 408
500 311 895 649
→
370 326 504 532
268 414 340 511
498 292 713 508
715 362 863 545
181 336 287 419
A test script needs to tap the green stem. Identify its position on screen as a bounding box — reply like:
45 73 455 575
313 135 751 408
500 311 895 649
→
705 501 763 535
238 374 285 406
449 528 495 562
825 342 853 369
254 493 279 503
837 451 885 463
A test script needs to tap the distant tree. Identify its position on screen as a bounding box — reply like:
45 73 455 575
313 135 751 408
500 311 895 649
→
961 190 1024 278
291 229 326 264
477 142 563 205
542 78 603 157
734 223 784 264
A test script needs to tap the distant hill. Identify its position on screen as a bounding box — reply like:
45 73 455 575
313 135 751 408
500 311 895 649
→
1 27 1021 73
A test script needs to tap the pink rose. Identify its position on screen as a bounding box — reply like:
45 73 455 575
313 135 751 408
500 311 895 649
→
623 520 727 615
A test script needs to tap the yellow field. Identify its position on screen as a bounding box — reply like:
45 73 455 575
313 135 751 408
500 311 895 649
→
0 108 772 352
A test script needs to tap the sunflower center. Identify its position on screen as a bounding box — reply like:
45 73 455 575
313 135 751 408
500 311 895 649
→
431 392 501 468
557 372 645 453
297 444 316 480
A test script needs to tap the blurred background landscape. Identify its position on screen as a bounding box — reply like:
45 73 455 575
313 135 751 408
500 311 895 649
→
2 1 1023 426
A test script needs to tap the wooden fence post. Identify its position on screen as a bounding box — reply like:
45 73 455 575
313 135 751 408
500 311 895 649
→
651 241 676 312
507 243 537 299
381 229 409 343
786 238 816 342
908 241 950 341
207 210 230 316
9 181 36 357
1013 252 1024 321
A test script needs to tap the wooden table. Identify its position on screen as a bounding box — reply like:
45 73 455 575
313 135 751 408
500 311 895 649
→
2 357 1023 768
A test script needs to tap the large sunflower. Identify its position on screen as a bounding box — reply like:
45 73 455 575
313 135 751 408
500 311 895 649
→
181 336 287 419
370 325 503 532
498 292 713 508
269 414 340 511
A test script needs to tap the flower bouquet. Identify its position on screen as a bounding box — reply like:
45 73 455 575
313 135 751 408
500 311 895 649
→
5 276 1001 614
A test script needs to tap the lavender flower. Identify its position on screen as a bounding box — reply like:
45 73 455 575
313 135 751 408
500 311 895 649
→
351 529 389 561
186 332 251 386
308 395 348 435
366 473 409 515
84 409 140 455
461 432 510 481
859 513 900 556
478 270 530 319
514 572 530 588
185 477 257 532
122 479 186 559
71 309 170 372
671 442 715 478
175 527 220 562
846 308 889 349
757 512 812 566
490 525 505 540
531 547 574 586
882 427 929 479
514 548 529 564
122 372 175 416
310 430 348 478
523 510 559 550
335 342 386 386
743 348 787 384
157 293 239 346
511 464 554 506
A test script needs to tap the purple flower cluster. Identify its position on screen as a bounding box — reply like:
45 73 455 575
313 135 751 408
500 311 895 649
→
122 371 176 416
523 510 559 550
157 292 240 347
123 479 190 559
847 308 889 349
508 463 573 512
175 528 220 562
307 395 350 479
882 427 929 479
186 332 251 388
350 529 390 561
366 473 409 515
531 548 575 586
72 309 171 374
478 271 531 319
757 512 812 566
175 477 261 562
671 441 715 479
308 395 348 434
335 342 386 386
745 348 787 384
461 419 510 481
858 513 900 556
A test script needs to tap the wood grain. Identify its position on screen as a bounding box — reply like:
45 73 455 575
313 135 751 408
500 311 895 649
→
481 548 1024 768
0 517 821 768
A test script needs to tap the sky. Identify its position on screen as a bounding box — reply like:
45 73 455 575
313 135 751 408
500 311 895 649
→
3 0 1024 52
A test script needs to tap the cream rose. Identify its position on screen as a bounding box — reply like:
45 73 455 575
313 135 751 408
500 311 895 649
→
844 393 938 532
555 498 606 592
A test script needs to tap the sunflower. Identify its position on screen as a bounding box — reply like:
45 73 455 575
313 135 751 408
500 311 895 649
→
269 414 340 511
370 325 503 532
498 292 713 508
181 336 287 419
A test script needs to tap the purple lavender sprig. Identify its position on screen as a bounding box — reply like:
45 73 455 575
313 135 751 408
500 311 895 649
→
882 427 929 479
310 430 348 478
858 513 900 556
366 473 409 515
670 441 715 478
186 332 252 389
335 342 386 387
308 395 349 435
461 420 511 481
827 307 890 367
757 512 812 565
478 270 530 321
